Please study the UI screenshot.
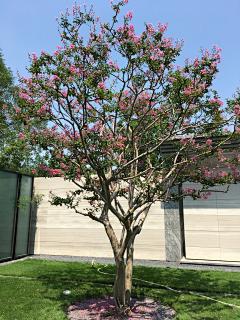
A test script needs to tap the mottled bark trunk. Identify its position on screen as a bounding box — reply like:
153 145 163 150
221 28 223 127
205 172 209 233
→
113 258 128 315
125 241 134 308
113 240 134 315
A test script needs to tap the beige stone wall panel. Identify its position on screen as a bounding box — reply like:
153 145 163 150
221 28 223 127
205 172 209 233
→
30 177 165 260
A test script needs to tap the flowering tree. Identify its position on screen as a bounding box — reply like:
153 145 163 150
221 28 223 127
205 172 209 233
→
3 0 240 315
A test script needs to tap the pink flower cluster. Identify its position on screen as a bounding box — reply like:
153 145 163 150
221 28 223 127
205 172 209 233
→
38 164 62 177
18 132 27 140
209 98 223 106
126 11 133 20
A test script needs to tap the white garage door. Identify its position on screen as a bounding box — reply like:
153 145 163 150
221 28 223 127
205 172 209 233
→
183 168 240 262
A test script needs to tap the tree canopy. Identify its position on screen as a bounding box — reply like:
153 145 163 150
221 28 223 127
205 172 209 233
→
0 48 50 175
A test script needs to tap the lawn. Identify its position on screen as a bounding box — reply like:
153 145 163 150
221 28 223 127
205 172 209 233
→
0 259 239 319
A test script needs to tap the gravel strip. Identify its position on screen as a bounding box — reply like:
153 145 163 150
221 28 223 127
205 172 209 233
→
27 254 240 273
1 254 240 273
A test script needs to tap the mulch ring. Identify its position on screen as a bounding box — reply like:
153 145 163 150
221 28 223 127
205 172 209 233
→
65 294 177 319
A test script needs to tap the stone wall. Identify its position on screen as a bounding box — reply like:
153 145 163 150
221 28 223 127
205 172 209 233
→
29 177 165 260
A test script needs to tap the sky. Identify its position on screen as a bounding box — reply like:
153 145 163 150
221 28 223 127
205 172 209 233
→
0 0 240 162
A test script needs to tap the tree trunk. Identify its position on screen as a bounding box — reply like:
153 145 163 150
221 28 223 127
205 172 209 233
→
113 257 128 315
125 241 134 308
113 240 135 315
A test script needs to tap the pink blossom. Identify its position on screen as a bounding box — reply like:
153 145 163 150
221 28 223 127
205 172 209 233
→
126 11 133 20
116 142 124 148
200 69 208 75
117 26 123 33
206 139 212 146
18 132 27 140
53 75 61 81
97 82 106 90
13 106 20 113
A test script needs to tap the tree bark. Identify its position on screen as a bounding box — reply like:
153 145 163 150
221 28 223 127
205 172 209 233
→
113 257 128 315
125 240 134 308
113 240 135 315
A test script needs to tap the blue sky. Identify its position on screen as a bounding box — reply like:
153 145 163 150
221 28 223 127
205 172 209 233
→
1 0 240 136
1 2 239 211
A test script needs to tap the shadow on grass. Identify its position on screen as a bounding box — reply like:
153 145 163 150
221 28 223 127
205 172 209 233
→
1 259 240 296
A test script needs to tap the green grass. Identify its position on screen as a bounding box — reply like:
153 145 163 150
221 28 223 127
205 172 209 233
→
0 259 239 319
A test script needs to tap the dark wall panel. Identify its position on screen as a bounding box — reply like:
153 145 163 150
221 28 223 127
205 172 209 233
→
15 175 33 258
0 171 18 260
0 170 33 262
